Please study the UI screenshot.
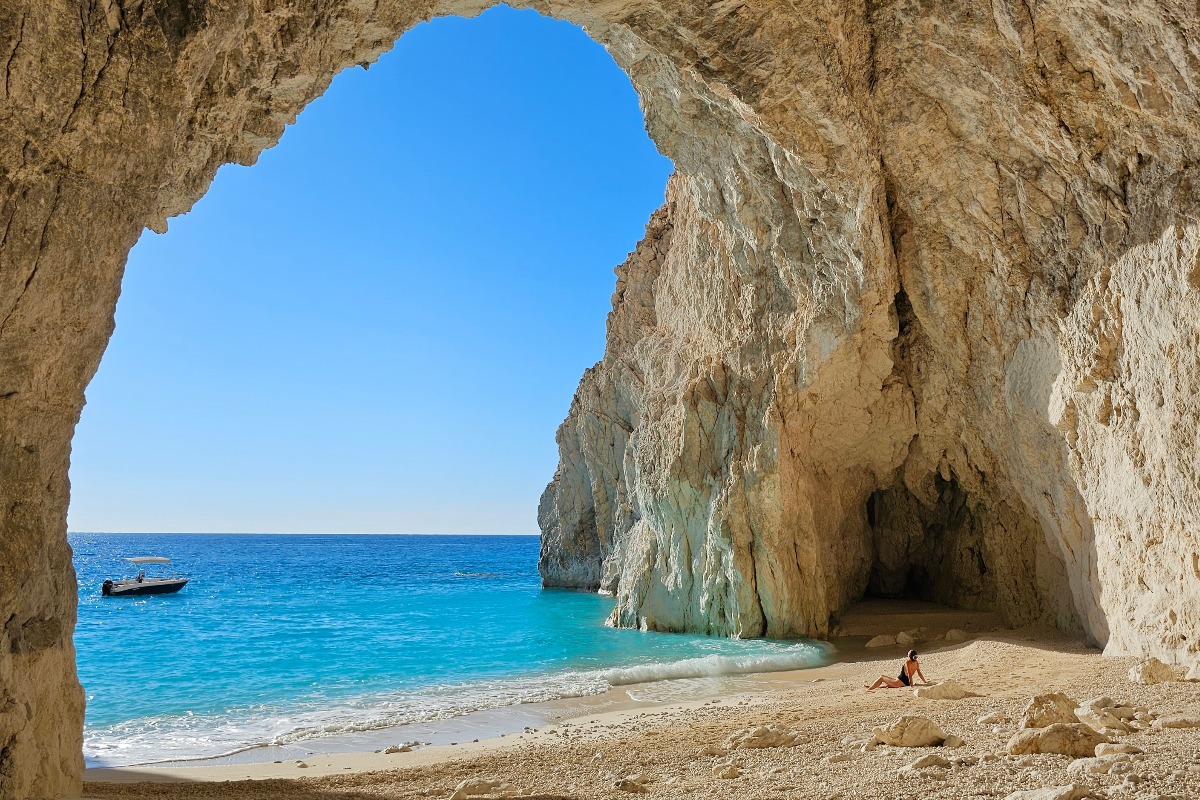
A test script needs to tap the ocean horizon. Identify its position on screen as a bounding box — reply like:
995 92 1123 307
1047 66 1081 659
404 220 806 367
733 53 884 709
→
72 533 829 767
71 530 542 535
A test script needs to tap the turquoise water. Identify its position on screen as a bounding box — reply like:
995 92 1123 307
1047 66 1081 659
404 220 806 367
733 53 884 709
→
72 533 827 766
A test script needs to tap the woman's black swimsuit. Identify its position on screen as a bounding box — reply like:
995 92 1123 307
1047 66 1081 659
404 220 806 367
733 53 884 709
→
898 662 912 686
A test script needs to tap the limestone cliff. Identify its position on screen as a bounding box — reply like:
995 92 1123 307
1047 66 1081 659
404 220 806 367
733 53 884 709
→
539 0 1200 667
2 0 1200 796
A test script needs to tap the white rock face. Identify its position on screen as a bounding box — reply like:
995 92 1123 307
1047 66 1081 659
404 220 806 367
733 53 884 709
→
537 0 1200 668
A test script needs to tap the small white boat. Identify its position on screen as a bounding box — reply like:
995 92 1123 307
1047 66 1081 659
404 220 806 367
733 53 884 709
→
101 557 189 597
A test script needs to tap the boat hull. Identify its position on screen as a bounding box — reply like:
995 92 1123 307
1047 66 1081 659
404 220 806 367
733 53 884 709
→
102 578 189 597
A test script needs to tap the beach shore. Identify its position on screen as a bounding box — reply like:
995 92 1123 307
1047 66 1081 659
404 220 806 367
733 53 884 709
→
83 601 1200 799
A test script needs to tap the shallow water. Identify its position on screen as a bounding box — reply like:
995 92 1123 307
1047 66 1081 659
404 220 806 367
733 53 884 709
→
72 533 828 766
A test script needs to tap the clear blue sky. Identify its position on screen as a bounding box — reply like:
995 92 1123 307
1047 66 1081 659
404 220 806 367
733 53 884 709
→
66 7 672 535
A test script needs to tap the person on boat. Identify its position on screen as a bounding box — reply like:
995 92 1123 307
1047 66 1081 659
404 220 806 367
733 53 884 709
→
865 649 927 691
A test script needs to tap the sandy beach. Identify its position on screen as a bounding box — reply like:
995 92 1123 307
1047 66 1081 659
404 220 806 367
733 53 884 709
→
83 602 1200 799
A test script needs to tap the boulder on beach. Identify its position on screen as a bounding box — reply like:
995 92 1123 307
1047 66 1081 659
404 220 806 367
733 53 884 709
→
1019 693 1080 729
1007 723 1110 758
895 631 916 646
724 724 804 749
944 628 971 643
1075 696 1131 733
913 680 981 700
711 763 741 779
1128 657 1177 684
1067 753 1137 776
865 634 896 648
1151 714 1200 729
872 715 949 747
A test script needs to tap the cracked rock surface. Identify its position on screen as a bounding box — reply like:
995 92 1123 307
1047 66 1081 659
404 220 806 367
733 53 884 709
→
3 0 1200 795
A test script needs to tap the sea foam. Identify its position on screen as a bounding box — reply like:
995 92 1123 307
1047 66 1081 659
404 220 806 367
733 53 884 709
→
84 643 828 767
598 647 828 686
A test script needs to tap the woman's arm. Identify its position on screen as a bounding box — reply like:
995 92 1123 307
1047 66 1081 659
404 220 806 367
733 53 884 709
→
916 666 928 684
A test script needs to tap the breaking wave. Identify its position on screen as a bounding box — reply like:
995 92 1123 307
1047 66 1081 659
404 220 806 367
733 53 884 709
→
598 647 829 686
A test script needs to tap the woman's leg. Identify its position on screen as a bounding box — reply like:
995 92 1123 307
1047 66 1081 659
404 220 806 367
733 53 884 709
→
866 675 903 690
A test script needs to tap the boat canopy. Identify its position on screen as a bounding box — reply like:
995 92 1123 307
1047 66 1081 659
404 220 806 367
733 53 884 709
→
125 557 171 564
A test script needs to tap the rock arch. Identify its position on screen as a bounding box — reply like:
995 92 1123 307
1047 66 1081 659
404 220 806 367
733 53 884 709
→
3 1 1200 795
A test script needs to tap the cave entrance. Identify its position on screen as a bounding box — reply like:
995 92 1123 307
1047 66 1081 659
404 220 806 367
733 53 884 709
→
863 476 991 609
65 4 672 773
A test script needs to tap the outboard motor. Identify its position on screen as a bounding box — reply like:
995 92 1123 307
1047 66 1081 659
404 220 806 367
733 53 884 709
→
102 579 113 596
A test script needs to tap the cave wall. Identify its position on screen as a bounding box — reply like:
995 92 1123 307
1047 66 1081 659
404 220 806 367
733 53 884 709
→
2 0 1200 795
541 0 1200 660
541 0 1200 657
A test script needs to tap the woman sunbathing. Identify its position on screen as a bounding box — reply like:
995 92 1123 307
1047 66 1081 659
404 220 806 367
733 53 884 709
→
865 649 927 691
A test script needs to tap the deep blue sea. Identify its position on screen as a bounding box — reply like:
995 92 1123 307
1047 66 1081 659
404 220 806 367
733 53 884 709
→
72 533 827 767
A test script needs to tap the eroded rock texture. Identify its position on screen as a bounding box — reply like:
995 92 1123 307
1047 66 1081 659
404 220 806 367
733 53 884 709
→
540 0 1200 662
1 0 1199 795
